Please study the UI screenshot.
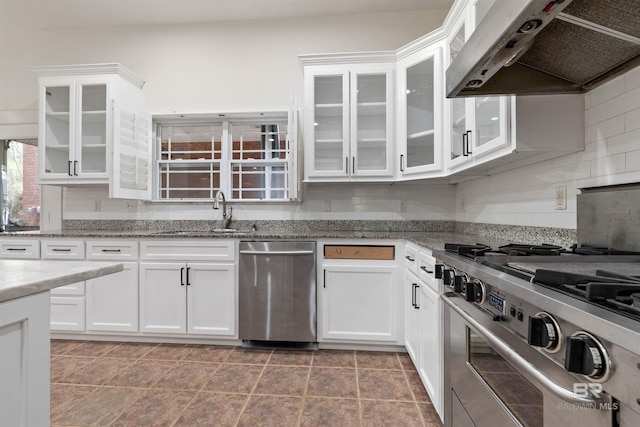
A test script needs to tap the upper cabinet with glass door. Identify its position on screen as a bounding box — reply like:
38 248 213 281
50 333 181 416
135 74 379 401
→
397 41 444 177
301 58 395 181
446 0 510 173
33 64 150 199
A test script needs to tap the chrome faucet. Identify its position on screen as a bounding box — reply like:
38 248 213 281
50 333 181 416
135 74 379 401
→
213 190 233 229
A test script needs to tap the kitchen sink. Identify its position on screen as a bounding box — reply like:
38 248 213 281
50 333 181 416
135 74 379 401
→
152 229 248 236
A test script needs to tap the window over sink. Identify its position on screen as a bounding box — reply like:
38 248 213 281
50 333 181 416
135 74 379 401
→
153 112 297 202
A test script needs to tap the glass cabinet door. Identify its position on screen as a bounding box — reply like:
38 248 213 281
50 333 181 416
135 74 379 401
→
449 22 470 164
43 84 73 175
78 83 108 174
406 57 435 169
352 72 389 175
312 74 348 175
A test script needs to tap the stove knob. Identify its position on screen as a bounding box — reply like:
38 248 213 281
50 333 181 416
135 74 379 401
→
454 274 467 293
471 280 486 304
528 313 560 352
443 269 456 287
564 333 610 380
434 264 444 279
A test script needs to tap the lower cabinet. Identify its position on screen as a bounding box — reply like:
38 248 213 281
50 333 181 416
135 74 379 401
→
418 281 442 416
139 262 236 336
404 247 443 420
86 262 139 332
321 263 399 343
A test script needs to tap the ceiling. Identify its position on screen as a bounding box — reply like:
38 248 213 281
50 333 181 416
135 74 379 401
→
0 0 454 31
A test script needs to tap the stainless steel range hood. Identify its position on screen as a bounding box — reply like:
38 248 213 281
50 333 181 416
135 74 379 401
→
446 0 640 97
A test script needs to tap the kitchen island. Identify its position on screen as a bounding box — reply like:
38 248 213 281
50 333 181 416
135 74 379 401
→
0 260 123 427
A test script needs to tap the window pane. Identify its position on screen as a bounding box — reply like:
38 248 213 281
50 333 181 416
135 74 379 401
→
3 141 40 229
158 162 220 200
160 125 222 160
231 163 288 200
231 123 288 161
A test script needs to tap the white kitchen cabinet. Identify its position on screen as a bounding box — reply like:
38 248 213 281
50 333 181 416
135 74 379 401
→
446 4 510 173
0 239 40 259
397 42 444 177
405 270 421 362
443 0 583 178
139 240 237 337
0 292 50 427
418 280 443 418
85 240 139 333
320 244 399 343
139 262 236 336
33 63 150 200
41 239 87 331
302 58 395 181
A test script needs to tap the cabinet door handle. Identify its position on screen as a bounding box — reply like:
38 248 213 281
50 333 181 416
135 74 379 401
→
400 154 404 172
186 267 191 286
68 161 73 176
411 283 417 307
323 269 326 288
414 284 420 309
345 156 349 175
352 157 356 175
462 132 468 156
420 265 434 274
73 160 78 176
180 267 185 286
466 130 472 155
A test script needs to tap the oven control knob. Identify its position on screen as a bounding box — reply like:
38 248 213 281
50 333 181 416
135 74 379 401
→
454 274 467 293
434 264 444 279
528 313 560 352
471 280 486 304
564 333 610 380
443 269 456 288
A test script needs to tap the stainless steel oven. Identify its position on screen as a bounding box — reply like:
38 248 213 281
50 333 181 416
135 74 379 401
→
436 244 640 427
443 291 614 427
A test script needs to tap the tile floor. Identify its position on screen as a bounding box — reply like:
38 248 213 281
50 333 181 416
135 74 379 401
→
50 340 442 427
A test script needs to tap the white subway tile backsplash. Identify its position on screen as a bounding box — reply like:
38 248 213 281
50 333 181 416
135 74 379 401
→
589 73 627 106
626 149 640 172
591 153 626 177
592 114 626 141
626 108 640 132
626 66 640 91
607 87 640 119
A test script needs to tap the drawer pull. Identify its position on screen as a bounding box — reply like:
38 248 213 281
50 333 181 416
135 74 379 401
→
52 248 72 252
405 255 415 262
420 266 434 274
7 248 26 251
101 249 122 253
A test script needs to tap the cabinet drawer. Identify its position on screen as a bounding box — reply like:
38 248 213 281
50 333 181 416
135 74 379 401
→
140 239 236 262
50 282 85 296
50 296 86 331
418 250 439 291
41 240 85 260
404 243 419 274
324 245 395 260
86 240 139 261
0 239 40 259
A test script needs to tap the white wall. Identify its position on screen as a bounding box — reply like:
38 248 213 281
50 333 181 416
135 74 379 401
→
0 10 448 113
456 66 640 229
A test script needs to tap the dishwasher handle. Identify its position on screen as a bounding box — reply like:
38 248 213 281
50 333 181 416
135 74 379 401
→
240 250 314 256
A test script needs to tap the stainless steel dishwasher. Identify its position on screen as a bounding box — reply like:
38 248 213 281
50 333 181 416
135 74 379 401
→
239 241 317 344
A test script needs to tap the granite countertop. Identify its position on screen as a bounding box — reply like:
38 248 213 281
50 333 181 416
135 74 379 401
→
0 229 505 252
0 260 123 303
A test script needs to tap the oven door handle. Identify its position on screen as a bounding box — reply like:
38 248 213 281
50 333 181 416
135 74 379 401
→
441 293 600 405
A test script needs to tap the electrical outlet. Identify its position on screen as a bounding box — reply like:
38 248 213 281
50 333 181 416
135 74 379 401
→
323 200 331 212
400 200 407 212
93 200 101 212
126 201 137 212
555 186 567 210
